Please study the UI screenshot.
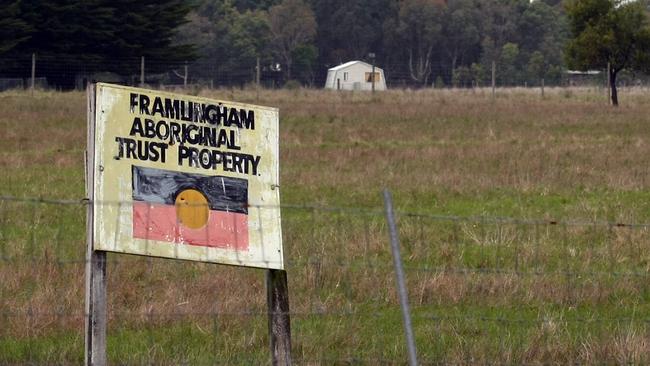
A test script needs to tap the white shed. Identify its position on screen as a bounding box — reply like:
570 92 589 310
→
324 61 387 91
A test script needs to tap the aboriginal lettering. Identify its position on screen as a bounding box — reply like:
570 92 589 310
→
129 93 255 130
129 117 241 150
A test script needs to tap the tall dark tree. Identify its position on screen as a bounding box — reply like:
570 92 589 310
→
1 0 194 88
109 0 195 74
565 0 650 105
0 0 32 54
4 0 118 88
311 0 345 66
327 0 392 61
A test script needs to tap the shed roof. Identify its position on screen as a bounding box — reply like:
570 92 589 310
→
328 60 380 71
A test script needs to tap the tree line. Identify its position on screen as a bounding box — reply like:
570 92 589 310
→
179 0 569 88
1 0 649 94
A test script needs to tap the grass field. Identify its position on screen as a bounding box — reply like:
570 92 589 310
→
1 86 649 364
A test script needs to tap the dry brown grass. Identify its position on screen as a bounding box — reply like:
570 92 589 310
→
1 87 650 364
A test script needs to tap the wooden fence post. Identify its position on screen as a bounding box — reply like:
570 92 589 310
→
84 250 107 366
140 56 145 87
267 269 292 366
31 53 35 95
491 61 496 98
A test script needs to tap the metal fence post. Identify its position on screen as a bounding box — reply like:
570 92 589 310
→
383 189 418 366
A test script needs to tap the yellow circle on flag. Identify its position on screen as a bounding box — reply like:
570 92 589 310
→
175 189 209 229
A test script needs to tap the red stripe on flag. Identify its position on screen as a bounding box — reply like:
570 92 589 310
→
133 202 249 251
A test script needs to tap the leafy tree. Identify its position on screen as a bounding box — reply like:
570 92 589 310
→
441 0 481 81
518 1 562 56
518 1 567 83
396 0 444 85
527 50 547 84
452 66 472 87
173 10 217 81
292 43 318 85
236 9 273 72
565 0 650 105
470 62 485 86
268 0 317 81
501 42 520 85
479 0 519 63
178 1 270 86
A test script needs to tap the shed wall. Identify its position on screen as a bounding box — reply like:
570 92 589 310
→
324 63 386 91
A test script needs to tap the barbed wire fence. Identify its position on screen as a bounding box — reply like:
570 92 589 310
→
5 54 650 93
1 192 648 365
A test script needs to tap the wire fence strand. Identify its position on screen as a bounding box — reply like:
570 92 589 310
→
1 194 649 365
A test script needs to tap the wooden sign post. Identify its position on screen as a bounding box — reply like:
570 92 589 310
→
84 250 107 366
85 85 108 366
85 83 289 365
267 269 291 365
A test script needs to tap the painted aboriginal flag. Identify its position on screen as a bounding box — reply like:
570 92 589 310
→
132 166 249 250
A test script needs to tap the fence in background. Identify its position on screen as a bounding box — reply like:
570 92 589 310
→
3 54 646 92
1 193 648 365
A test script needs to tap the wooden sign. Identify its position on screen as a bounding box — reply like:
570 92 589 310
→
89 83 283 269
85 84 291 365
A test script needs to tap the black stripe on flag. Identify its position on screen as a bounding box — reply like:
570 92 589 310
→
132 165 248 214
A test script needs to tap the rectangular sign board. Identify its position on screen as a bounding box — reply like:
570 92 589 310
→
89 83 283 269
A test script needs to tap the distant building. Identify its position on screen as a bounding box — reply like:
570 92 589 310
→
565 70 602 86
324 61 387 91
